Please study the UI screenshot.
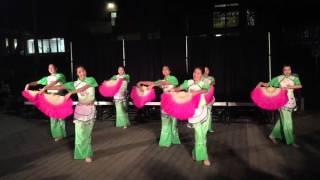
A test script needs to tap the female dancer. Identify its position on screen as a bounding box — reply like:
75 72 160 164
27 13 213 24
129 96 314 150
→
203 66 215 133
109 66 130 129
174 67 211 166
48 66 98 163
137 65 181 147
258 65 302 148
25 64 67 142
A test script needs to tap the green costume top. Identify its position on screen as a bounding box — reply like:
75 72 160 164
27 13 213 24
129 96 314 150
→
110 74 130 82
110 74 130 100
37 73 66 94
64 77 98 104
203 75 215 86
269 75 301 88
269 74 302 110
180 79 210 92
180 79 210 123
155 75 179 92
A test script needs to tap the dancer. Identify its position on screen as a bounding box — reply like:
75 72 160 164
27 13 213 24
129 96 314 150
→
110 66 130 129
203 66 215 132
174 67 211 166
258 65 302 148
137 66 181 147
47 66 98 163
24 64 67 142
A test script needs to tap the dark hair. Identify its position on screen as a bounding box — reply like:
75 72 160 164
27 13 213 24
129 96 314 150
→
194 67 203 74
76 65 86 71
282 64 291 68
162 65 171 71
48 63 57 69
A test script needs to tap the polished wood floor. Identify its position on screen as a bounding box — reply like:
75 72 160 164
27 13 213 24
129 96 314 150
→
0 111 320 180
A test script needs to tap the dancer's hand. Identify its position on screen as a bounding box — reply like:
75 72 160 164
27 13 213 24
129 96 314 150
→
286 85 294 89
256 82 262 87
65 92 73 100
38 88 46 94
24 84 29 91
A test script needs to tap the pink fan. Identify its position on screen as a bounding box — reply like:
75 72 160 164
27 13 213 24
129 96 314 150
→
204 86 215 104
35 93 74 119
99 79 124 97
22 90 39 103
130 86 156 108
251 86 288 110
161 92 201 120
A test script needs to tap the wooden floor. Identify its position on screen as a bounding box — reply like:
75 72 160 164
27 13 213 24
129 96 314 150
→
1 111 320 180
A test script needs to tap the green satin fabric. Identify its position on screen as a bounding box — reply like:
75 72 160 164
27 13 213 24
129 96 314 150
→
50 118 66 139
159 113 181 147
207 104 214 132
74 120 95 160
192 120 209 161
270 109 295 144
115 101 130 128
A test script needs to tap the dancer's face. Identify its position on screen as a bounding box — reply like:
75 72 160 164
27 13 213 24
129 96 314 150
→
48 64 57 75
193 68 202 81
204 67 210 76
162 66 170 77
77 67 87 80
118 67 125 75
283 66 292 76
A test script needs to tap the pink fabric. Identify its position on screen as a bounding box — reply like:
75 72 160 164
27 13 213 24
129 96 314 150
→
22 90 37 103
35 94 74 119
99 79 124 97
160 93 201 120
204 86 215 104
130 86 156 109
22 90 73 119
251 87 288 110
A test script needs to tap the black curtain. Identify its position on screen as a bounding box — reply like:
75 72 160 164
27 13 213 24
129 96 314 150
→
189 33 268 102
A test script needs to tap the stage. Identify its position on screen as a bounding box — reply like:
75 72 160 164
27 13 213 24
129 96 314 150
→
0 111 319 180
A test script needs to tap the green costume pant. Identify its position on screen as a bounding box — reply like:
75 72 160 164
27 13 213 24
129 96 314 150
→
208 104 214 132
50 118 66 139
192 120 209 161
74 120 95 160
159 113 181 147
115 100 130 128
270 109 295 144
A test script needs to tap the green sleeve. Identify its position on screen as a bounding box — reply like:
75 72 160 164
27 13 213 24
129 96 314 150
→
37 76 48 85
167 76 179 86
154 79 161 85
180 80 190 90
211 77 215 85
268 77 280 88
85 77 98 87
110 75 117 80
63 82 76 92
201 81 210 90
293 76 301 85
56 73 66 83
124 74 130 82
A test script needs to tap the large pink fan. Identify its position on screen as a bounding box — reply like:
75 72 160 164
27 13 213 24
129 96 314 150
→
251 86 288 110
35 93 74 119
99 79 124 97
161 92 201 120
130 86 156 108
22 90 39 103
204 86 215 104
22 90 73 119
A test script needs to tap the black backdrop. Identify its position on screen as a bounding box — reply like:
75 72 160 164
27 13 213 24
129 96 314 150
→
4 31 318 106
